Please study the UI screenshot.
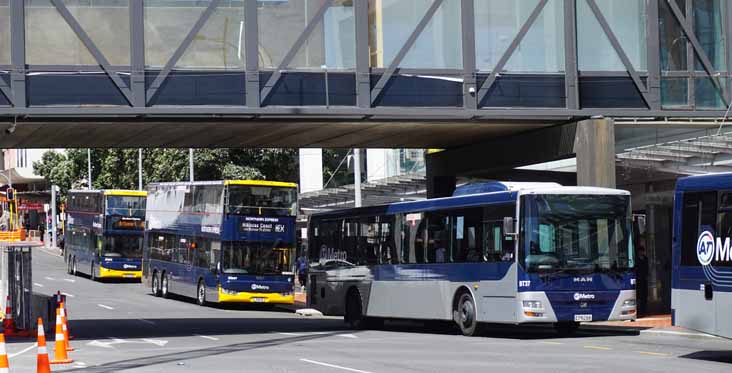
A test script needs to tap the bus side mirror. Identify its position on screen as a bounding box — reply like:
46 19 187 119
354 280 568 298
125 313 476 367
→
503 217 517 236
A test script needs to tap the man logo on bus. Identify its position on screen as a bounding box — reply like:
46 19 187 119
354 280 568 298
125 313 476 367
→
697 230 731 266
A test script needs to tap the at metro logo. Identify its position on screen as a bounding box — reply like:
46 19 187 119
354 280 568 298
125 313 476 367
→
697 230 732 266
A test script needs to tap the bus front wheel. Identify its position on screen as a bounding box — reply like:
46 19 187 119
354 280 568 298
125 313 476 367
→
152 272 161 297
161 273 170 299
197 281 206 306
455 293 478 337
345 290 365 329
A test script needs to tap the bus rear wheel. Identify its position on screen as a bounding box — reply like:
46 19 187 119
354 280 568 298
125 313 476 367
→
345 290 365 329
455 293 478 336
161 273 170 298
71 258 77 276
197 281 206 306
90 263 97 281
66 257 73 275
152 272 161 297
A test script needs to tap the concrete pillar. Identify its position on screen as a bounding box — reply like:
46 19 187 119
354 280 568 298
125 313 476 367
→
574 117 616 188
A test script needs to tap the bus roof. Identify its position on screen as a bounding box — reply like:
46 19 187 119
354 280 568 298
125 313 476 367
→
676 172 732 192
147 180 297 189
312 185 629 220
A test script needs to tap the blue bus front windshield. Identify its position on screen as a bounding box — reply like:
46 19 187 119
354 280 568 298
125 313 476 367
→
222 241 290 275
107 195 146 218
520 194 633 274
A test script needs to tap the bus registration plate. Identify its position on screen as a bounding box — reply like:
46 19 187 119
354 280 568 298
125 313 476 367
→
574 314 592 322
251 298 266 303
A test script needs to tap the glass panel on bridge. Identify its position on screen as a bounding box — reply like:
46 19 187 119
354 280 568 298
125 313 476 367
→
475 0 565 73
659 0 688 72
695 76 727 109
661 77 689 108
26 0 131 66
577 0 647 71
258 0 355 70
693 0 727 72
368 0 461 69
176 4 246 70
145 0 207 68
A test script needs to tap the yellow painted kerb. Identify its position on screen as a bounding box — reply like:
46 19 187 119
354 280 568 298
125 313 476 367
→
98 266 142 279
225 180 297 188
218 287 294 304
104 190 148 197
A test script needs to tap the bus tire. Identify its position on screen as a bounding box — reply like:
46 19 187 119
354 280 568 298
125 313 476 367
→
196 280 206 306
72 258 77 276
455 292 478 337
345 289 366 330
161 272 170 299
66 257 73 275
152 272 161 297
90 262 97 281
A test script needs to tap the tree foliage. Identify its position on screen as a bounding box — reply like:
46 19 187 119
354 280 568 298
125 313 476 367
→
33 148 299 196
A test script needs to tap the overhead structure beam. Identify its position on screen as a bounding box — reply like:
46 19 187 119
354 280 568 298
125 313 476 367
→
370 0 445 105
50 0 134 106
354 0 371 108
130 0 146 107
10 0 26 107
476 0 547 105
146 0 222 104
245 0 260 107
585 0 651 108
645 0 661 110
563 0 579 110
666 0 731 106
461 0 477 110
260 0 335 105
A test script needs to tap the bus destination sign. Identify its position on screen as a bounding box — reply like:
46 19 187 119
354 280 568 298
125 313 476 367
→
240 216 287 234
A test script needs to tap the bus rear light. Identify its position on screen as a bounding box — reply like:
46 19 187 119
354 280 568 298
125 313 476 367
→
622 309 636 316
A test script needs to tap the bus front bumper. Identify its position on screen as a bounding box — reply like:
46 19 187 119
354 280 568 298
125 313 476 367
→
217 288 294 304
98 266 142 279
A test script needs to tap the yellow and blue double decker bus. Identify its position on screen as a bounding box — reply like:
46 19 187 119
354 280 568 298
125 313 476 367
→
65 190 147 281
142 180 298 306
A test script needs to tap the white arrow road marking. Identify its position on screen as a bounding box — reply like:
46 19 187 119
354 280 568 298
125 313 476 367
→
87 338 168 349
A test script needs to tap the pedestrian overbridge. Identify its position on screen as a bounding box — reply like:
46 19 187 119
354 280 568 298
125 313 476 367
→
0 0 730 148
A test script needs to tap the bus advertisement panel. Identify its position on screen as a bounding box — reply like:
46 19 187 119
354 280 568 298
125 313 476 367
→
65 190 147 280
672 172 732 339
307 183 635 335
143 180 298 306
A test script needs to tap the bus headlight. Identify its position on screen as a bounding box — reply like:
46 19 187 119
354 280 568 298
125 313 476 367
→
623 299 636 307
221 288 238 295
522 301 543 310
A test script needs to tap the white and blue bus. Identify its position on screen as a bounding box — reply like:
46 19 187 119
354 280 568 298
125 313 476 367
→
142 180 298 306
307 182 636 335
65 190 147 280
672 172 732 339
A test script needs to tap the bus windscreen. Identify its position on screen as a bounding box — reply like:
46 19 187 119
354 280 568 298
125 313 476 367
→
107 195 146 218
221 241 290 275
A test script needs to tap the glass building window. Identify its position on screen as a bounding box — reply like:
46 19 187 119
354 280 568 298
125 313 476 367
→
577 0 647 71
659 0 687 71
26 0 130 66
661 77 689 107
693 0 727 72
475 0 564 73
368 0 461 69
259 0 355 70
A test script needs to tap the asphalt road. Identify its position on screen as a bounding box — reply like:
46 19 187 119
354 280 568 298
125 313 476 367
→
3 247 732 373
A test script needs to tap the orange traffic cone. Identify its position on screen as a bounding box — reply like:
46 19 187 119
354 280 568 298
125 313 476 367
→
0 333 10 373
50 308 73 364
36 318 51 373
60 303 73 351
2 296 15 334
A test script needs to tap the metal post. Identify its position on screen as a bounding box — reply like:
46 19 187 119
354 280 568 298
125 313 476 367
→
87 149 92 189
138 149 143 190
353 148 362 207
322 65 330 108
189 148 195 182
51 186 57 249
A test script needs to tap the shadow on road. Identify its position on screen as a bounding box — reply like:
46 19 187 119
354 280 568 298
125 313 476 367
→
680 350 732 364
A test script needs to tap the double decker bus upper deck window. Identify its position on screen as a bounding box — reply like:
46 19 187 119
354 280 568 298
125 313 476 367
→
227 185 297 216
107 196 146 218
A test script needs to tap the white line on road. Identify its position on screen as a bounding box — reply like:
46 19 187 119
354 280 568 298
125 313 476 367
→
97 304 114 310
137 319 156 325
640 329 718 339
33 282 44 288
44 277 56 281
300 359 374 373
62 292 75 298
8 343 37 359
64 279 76 283
194 334 219 341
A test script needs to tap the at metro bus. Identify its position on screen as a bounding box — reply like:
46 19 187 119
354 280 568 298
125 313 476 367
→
65 190 147 281
142 180 298 306
672 172 732 339
307 182 636 335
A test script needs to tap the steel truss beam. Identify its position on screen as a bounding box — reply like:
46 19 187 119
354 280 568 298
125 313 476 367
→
245 0 260 107
10 0 25 108
146 0 222 104
585 0 650 108
666 0 731 106
476 0 547 105
260 0 335 105
49 0 134 106
370 0 445 106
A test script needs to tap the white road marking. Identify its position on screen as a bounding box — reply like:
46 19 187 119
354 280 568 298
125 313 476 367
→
637 351 671 357
336 334 358 339
33 282 44 288
97 304 114 310
137 319 156 325
194 334 219 341
640 329 718 339
8 343 37 359
584 345 612 351
62 292 75 298
300 359 373 373
88 338 168 349
64 279 76 283
44 277 56 281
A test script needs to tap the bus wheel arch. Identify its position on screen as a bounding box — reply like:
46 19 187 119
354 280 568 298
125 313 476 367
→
453 287 479 336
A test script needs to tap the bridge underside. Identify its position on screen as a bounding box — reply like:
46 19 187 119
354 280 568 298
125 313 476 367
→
0 118 559 149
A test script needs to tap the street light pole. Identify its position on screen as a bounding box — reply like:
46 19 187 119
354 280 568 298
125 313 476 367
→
138 149 143 191
87 148 92 189
51 185 57 249
353 148 362 207
189 148 194 182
